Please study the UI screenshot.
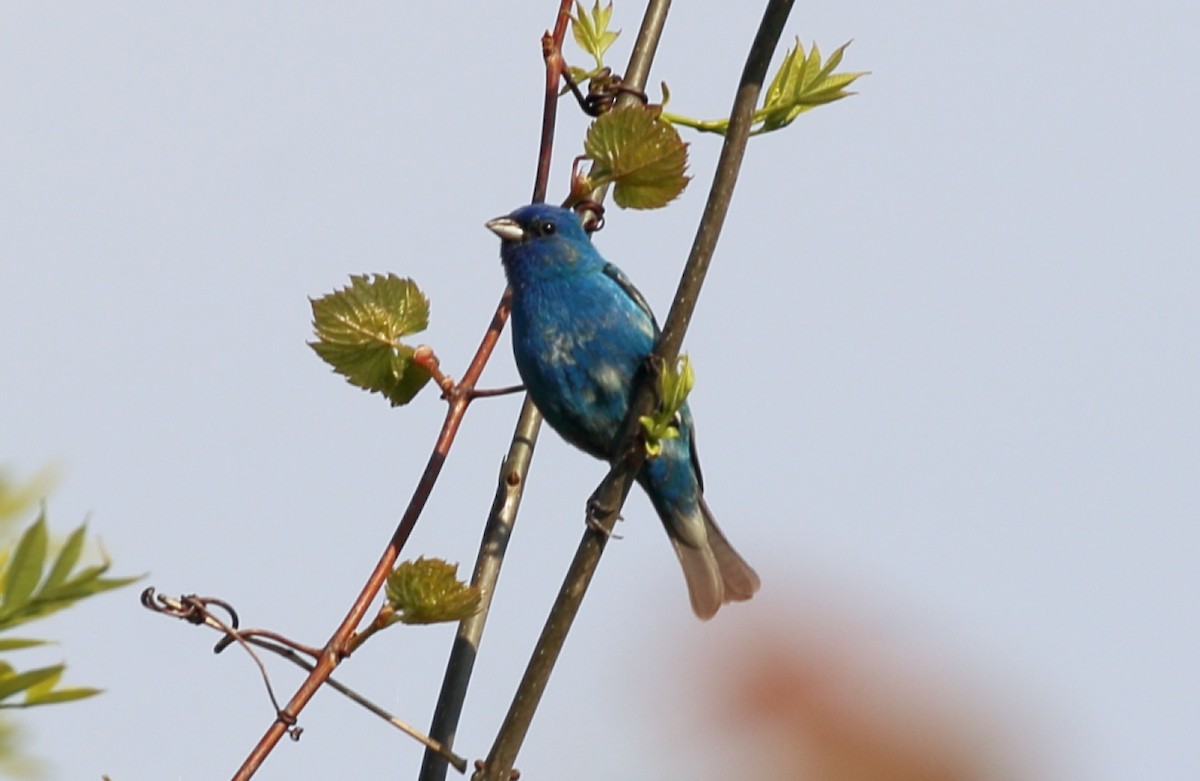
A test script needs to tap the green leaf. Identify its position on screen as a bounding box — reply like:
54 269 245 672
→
37 572 141 607
309 274 433 407
659 37 864 136
639 355 695 457
0 662 100 708
571 1 620 68
0 664 62 704
21 665 62 702
584 105 690 209
754 38 865 134
0 638 49 652
385 557 482 625
41 523 86 595
20 686 101 706
1 516 47 619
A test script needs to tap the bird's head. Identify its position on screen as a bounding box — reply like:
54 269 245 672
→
485 203 601 284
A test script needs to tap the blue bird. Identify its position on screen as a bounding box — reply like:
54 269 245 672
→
486 203 760 619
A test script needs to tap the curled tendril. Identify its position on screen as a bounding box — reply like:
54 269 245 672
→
572 199 606 233
562 67 649 118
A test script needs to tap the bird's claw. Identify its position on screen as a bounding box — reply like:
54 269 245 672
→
585 498 624 540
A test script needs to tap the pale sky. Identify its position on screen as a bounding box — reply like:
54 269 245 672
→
3 2 1197 779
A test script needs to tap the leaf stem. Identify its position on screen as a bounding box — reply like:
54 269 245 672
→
658 110 731 134
474 1 794 779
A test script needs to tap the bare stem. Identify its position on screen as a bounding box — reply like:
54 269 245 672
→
475 1 795 779
418 396 542 781
418 2 578 777
142 590 468 772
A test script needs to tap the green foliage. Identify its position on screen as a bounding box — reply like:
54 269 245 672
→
384 557 481 626
0 663 99 709
571 1 619 69
0 476 135 775
756 38 864 134
309 274 434 407
639 355 695 457
661 37 866 135
0 509 137 714
582 105 690 209
0 514 136 632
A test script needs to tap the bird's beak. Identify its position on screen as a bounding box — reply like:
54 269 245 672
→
485 216 525 242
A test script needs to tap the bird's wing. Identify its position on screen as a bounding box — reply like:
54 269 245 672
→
601 261 706 486
681 405 705 492
602 262 661 336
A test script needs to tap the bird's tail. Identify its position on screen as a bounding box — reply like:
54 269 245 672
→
668 497 760 620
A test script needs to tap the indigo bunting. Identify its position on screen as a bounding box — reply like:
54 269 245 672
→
486 203 760 619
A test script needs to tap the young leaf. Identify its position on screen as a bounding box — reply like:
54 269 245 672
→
385 557 482 625
584 105 690 209
0 516 47 619
0 664 62 704
21 686 101 706
19 665 62 702
309 274 433 407
41 523 86 596
36 571 140 607
0 639 49 652
659 38 865 136
639 355 695 457
571 1 620 69
755 38 865 134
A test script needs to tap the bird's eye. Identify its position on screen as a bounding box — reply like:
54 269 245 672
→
539 220 556 236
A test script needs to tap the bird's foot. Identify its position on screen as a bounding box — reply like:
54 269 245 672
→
585 497 624 540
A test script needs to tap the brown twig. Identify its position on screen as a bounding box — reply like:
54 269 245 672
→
142 589 467 771
532 1 574 205
474 1 796 779
467 384 527 400
231 288 514 779
228 5 582 777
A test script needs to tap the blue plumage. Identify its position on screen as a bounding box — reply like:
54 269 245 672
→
486 203 759 619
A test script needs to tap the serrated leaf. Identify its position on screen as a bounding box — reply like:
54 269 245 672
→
309 274 433 407
385 557 482 625
1 517 47 618
0 665 62 704
584 105 690 209
755 38 865 135
0 638 49 652
571 1 620 68
660 38 863 137
41 523 86 595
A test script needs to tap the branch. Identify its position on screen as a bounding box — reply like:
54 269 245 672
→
418 3 578 778
232 288 513 779
423 3 677 778
418 397 541 781
475 1 795 778
142 590 467 773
